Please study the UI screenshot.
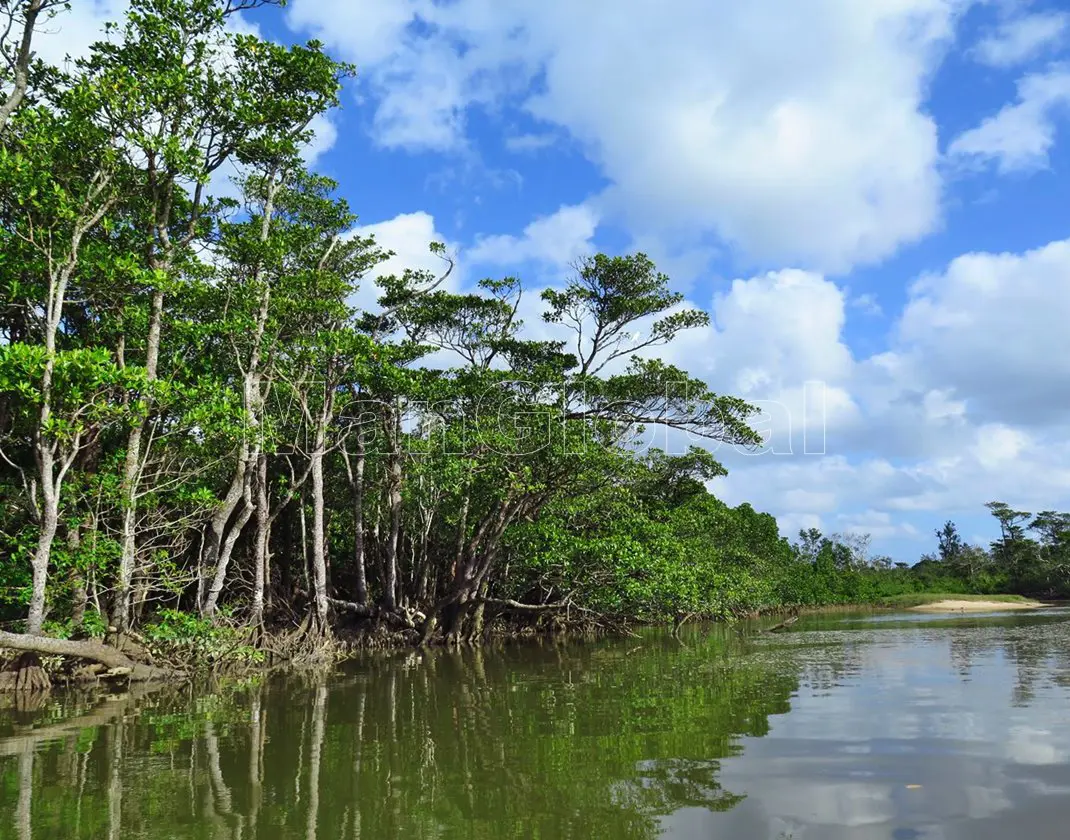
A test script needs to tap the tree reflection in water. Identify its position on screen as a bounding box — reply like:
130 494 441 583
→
4 613 1070 839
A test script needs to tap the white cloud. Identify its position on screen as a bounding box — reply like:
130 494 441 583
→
29 1 130 71
896 237 1070 425
647 233 1070 553
972 424 1029 470
466 203 599 268
850 293 884 316
286 0 426 69
948 66 1070 172
922 389 967 425
504 132 559 153
301 113 339 167
709 270 854 392
348 211 460 315
836 510 919 541
652 269 860 453
285 0 965 272
972 11 1070 67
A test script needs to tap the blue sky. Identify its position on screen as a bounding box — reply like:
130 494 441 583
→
49 0 1070 561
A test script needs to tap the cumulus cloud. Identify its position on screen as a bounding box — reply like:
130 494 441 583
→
948 66 1070 173
640 268 860 462
348 211 460 315
28 1 130 70
972 11 1070 67
300 113 339 167
896 237 1070 426
285 0 961 273
708 270 854 394
630 233 1070 551
466 203 599 269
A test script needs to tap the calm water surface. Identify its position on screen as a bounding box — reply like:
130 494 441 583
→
4 608 1070 839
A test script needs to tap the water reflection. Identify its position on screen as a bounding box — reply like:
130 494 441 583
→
1 612 1070 839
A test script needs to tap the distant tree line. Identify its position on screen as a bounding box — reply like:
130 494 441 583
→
781 502 1070 606
915 504 1070 596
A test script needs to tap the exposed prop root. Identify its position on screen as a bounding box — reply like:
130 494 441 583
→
0 653 52 693
257 617 342 667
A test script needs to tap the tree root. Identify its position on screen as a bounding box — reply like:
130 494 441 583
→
0 653 51 693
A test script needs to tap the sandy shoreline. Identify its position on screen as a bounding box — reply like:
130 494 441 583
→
909 599 1046 612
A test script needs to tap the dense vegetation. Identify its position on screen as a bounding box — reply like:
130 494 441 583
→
1 2 1065 665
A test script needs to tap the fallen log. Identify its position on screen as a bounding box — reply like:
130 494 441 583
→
759 615 800 634
0 631 176 684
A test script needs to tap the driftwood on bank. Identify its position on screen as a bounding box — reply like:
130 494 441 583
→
0 630 175 684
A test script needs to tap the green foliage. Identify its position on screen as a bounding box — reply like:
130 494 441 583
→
142 607 216 643
42 607 107 640
142 609 264 664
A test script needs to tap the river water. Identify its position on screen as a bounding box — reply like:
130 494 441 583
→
3 607 1070 839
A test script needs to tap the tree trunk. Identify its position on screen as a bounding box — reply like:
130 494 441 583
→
310 445 329 629
345 437 368 605
204 473 253 621
113 451 140 631
370 497 383 596
413 501 435 604
0 0 46 133
27 499 58 636
27 275 62 636
69 522 87 634
381 406 402 612
200 455 248 617
251 452 270 629
114 290 164 631
466 581 489 642
300 491 310 593
442 592 471 644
